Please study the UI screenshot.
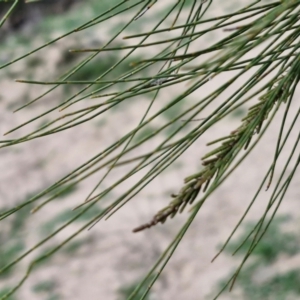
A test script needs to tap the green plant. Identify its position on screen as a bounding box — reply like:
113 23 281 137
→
32 280 57 294
0 288 16 300
225 216 298 263
118 279 152 300
0 241 24 279
215 216 300 300
0 0 300 299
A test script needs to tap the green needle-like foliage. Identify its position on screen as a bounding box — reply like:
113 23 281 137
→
0 0 300 299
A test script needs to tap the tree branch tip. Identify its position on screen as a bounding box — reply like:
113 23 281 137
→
211 252 220 263
69 49 87 53
72 204 82 211
188 205 197 213
229 278 237 292
132 226 144 233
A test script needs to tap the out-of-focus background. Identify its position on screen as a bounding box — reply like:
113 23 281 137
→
0 1 300 299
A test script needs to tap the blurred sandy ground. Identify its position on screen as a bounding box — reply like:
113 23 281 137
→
0 1 299 299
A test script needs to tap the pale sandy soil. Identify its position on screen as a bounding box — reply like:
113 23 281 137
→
0 1 299 300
